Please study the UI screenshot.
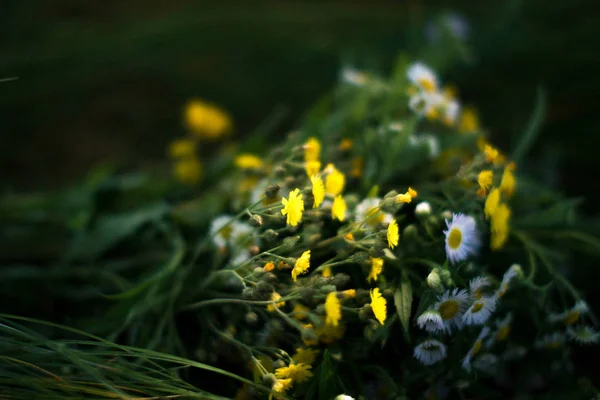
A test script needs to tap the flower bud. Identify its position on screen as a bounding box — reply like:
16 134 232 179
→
359 304 372 321
440 269 452 286
263 229 279 243
440 210 453 221
334 395 355 400
319 285 337 294
415 201 432 218
262 373 276 386
249 214 263 227
272 360 285 370
427 268 443 291
245 312 258 325
402 224 418 239
332 273 350 288
265 184 280 199
282 235 301 250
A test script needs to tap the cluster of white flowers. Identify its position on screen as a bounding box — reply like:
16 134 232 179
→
209 215 257 265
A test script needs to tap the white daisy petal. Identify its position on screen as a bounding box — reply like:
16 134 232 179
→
462 326 490 371
209 215 235 249
413 339 447 366
435 288 470 333
462 296 497 326
444 213 480 264
407 62 439 93
417 310 445 333
567 325 599 344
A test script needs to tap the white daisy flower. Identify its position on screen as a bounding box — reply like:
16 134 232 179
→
407 62 439 93
472 353 498 375
409 91 445 120
355 197 392 229
462 326 490 371
496 264 522 298
415 201 432 218
434 288 470 333
417 310 445 333
209 215 235 250
334 395 355 400
443 213 480 264
567 325 599 344
534 332 566 350
442 99 460 126
462 295 497 326
548 300 589 325
341 67 367 86
469 276 491 299
493 313 513 342
413 339 447 366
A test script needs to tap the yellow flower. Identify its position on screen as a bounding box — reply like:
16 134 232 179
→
370 288 387 325
304 137 321 162
263 262 275 272
292 348 319 365
459 106 479 133
491 203 511 250
275 363 313 384
367 257 384 283
185 100 232 140
325 165 345 195
305 161 321 177
484 144 499 164
332 195 347 222
408 187 418 198
267 292 286 312
281 188 304 226
478 170 493 191
321 266 332 277
168 138 196 159
344 233 355 241
500 168 516 197
387 220 399 249
292 250 311 282
350 156 364 178
311 176 325 208
174 158 202 184
339 138 353 150
272 378 292 394
293 304 309 320
316 322 346 343
325 292 342 327
234 153 264 169
484 188 500 219
342 289 356 298
396 193 412 203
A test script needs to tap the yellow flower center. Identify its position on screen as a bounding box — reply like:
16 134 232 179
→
439 300 459 320
418 78 436 93
472 340 482 357
447 228 462 250
564 311 580 326
471 302 484 313
496 325 510 341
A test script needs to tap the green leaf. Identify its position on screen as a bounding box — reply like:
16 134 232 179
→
414 289 437 320
394 271 413 342
511 86 546 164
367 185 379 198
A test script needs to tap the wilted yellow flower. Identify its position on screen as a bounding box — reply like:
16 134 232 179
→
478 170 493 191
263 262 275 272
387 220 399 249
168 138 196 159
370 288 387 325
272 378 292 394
491 203 511 250
293 304 309 320
185 100 232 140
342 289 356 298
292 348 319 365
332 195 347 222
500 168 516 197
304 137 321 162
325 292 342 327
367 257 384 283
321 266 332 277
174 158 202 184
459 106 479 133
484 188 500 219
267 292 286 312
292 250 311 282
311 176 325 208
281 188 304 226
325 166 345 195
234 153 263 169
275 363 313 384
339 138 353 150
305 160 321 177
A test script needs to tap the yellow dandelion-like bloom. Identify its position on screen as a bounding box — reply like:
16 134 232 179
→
342 289 356 298
387 220 399 249
292 348 319 365
305 160 321 177
185 100 232 140
325 166 345 195
263 262 275 272
500 168 516 197
478 170 493 191
484 144 499 164
292 250 311 282
459 107 479 133
234 153 263 169
321 266 332 277
168 138 196 159
304 137 321 163
316 322 346 344
267 292 286 312
408 187 418 198
339 138 353 150
484 188 500 219
367 257 384 283
325 292 342 327
275 363 313 384
332 195 347 222
272 378 293 394
396 193 412 203
310 176 325 209
281 188 304 226
293 304 309 320
174 158 202 185
370 288 387 325
491 203 511 250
